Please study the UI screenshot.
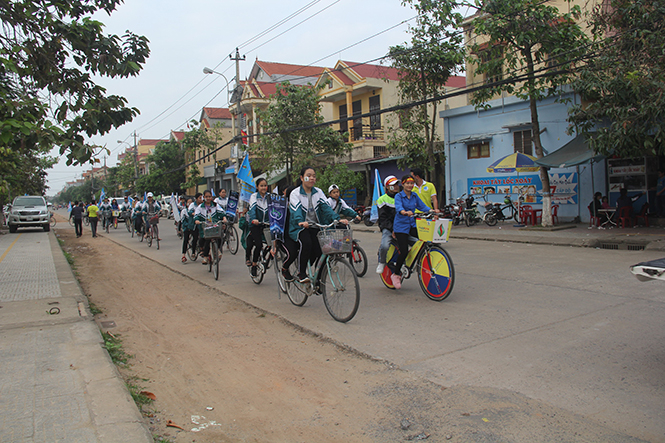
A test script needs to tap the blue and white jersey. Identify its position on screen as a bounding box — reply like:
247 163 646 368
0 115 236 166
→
248 192 269 224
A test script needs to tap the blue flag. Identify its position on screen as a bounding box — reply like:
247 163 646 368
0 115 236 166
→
98 188 106 204
237 152 255 187
226 191 239 221
67 202 72 212
370 169 383 223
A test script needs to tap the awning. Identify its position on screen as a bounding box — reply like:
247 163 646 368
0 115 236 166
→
362 155 405 165
535 134 604 168
255 167 287 185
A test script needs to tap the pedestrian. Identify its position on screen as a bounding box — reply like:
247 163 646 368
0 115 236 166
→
87 199 99 237
411 167 439 211
71 201 84 237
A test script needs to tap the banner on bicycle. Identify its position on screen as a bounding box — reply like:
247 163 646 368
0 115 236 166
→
268 195 287 241
415 218 452 243
226 191 239 221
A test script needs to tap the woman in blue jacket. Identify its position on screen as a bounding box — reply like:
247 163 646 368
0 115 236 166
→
391 174 436 289
246 178 270 276
288 166 347 283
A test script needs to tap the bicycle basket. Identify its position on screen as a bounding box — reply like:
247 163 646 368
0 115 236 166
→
317 229 353 254
203 223 223 239
149 214 160 225
415 218 452 243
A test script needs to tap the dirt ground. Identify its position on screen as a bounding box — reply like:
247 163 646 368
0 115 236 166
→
54 220 647 443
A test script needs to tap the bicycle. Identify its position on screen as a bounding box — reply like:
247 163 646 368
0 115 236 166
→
221 219 239 255
101 210 112 233
145 214 160 250
248 223 274 285
49 212 56 228
122 211 132 233
284 222 360 323
112 210 119 229
348 238 367 277
483 194 519 226
185 230 200 262
137 217 146 241
202 222 223 280
380 212 455 301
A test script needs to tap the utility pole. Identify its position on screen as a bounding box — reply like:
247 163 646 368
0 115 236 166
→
230 48 245 188
133 131 139 191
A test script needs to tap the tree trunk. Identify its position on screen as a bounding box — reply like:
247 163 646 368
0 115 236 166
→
429 101 439 192
529 96 552 227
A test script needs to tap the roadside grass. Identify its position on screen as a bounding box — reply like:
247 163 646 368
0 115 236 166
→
88 301 102 315
102 331 131 366
126 376 155 409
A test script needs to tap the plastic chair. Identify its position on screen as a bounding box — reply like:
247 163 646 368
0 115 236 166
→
618 206 633 228
551 205 559 225
519 205 533 225
635 203 649 227
588 205 599 228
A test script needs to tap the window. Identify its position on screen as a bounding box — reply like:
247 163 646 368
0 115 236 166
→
339 104 348 133
513 130 533 155
467 142 490 159
479 45 504 85
373 146 386 158
369 95 381 129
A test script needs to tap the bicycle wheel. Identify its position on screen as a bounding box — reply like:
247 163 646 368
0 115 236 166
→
349 242 368 277
273 248 288 294
212 241 219 280
69 217 74 227
125 218 131 233
146 228 152 247
320 256 360 323
83 217 89 226
50 215 56 227
105 218 110 233
113 218 118 229
154 225 160 250
286 261 307 306
227 225 239 255
250 261 264 284
187 236 199 261
417 245 455 301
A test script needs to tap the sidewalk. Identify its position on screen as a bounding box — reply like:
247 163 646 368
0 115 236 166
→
0 230 152 443
353 219 665 251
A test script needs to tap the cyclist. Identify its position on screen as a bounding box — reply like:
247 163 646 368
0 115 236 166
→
132 198 144 234
326 184 361 222
288 166 346 284
194 190 227 265
180 197 197 263
214 188 228 212
120 196 132 212
391 174 439 289
246 178 270 276
142 192 162 240
376 175 400 274
99 198 113 231
273 185 299 282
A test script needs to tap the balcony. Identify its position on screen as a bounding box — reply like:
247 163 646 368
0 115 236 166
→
340 124 385 142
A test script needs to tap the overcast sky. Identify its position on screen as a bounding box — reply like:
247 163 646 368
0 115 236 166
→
46 0 427 193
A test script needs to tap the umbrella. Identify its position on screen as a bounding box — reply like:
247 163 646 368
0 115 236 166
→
486 152 540 173
486 152 540 226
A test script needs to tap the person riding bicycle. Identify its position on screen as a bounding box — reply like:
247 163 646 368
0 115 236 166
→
376 175 400 274
326 184 360 222
142 192 162 240
194 190 227 265
246 178 270 277
288 166 347 284
99 198 113 230
214 188 228 212
180 197 198 263
391 174 439 289
131 198 144 234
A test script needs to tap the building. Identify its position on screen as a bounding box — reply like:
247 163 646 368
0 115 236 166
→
195 108 235 194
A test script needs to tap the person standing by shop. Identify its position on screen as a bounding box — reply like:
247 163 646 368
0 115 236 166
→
71 202 84 238
411 167 439 211
87 199 99 238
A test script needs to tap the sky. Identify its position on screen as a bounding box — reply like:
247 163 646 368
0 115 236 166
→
46 0 425 194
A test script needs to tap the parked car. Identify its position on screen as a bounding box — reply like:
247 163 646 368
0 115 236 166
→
7 196 50 233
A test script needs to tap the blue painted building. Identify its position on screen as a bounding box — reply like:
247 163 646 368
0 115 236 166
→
440 90 608 222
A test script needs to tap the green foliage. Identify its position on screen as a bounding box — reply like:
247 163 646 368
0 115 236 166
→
254 82 351 184
0 0 150 170
135 140 186 195
315 164 365 197
386 0 466 184
568 0 665 157
102 332 131 366
470 0 588 105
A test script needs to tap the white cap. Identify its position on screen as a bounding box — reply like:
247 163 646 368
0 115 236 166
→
328 184 339 193
147 192 154 198
384 175 398 187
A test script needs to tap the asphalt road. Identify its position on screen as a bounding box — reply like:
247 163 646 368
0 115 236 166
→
60 211 665 442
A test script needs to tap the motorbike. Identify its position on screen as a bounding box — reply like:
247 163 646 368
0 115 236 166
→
483 194 519 226
463 195 481 226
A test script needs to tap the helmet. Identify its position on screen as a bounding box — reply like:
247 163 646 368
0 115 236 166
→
384 175 398 187
328 184 339 193
147 192 154 198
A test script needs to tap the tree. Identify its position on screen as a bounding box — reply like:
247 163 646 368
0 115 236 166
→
315 164 365 199
0 0 150 167
470 0 589 226
255 82 352 185
386 0 466 190
136 140 186 195
568 0 665 157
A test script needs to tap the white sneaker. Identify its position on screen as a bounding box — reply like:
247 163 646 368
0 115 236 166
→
376 263 385 274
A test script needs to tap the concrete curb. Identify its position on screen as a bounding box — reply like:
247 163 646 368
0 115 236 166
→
48 231 154 443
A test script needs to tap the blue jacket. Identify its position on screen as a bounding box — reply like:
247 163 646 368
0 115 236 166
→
393 191 430 234
248 192 269 224
288 185 340 241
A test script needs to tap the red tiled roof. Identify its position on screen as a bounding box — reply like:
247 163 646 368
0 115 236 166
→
342 61 402 81
445 75 466 88
329 69 354 86
139 139 167 145
171 130 185 141
256 60 325 78
203 107 232 119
